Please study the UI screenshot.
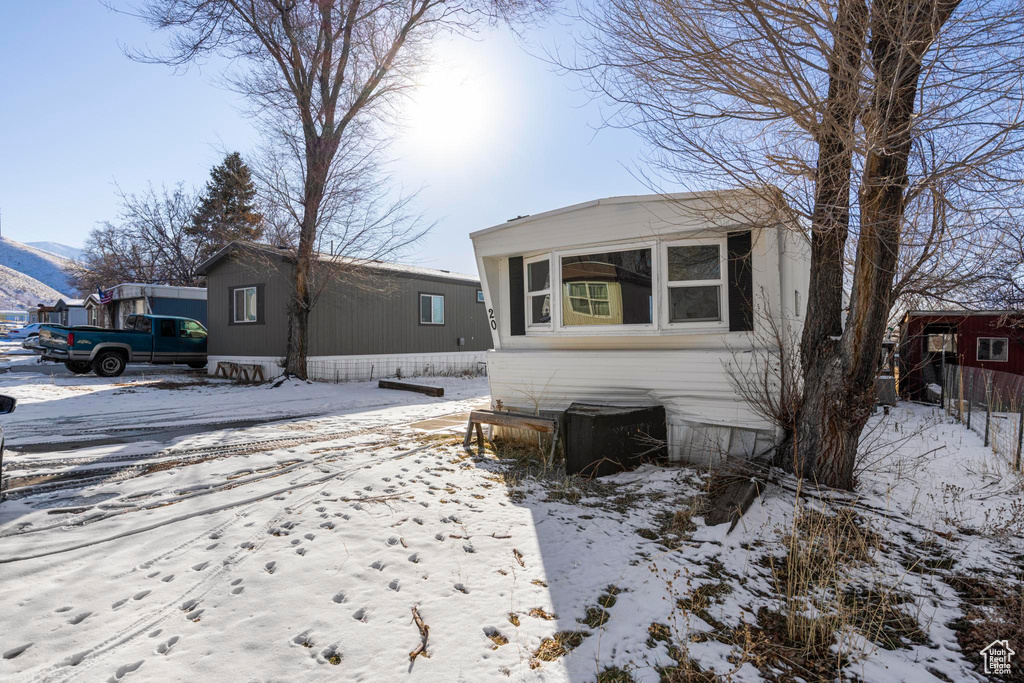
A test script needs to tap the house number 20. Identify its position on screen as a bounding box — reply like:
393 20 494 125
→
488 308 497 330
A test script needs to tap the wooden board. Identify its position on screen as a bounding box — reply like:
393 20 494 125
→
468 410 555 433
378 380 444 397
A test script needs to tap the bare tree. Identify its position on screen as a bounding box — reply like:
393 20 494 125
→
129 0 549 378
71 184 205 292
568 0 1024 488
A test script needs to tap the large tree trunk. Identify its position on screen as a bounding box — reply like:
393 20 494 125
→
782 0 867 480
791 0 959 489
285 135 335 379
285 239 313 378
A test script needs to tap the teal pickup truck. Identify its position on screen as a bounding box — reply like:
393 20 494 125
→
38 314 208 377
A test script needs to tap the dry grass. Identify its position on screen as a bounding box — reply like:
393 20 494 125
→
756 493 924 675
483 627 509 649
531 630 588 666
948 571 1024 677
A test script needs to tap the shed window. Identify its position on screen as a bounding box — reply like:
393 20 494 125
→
233 286 258 323
420 294 444 325
560 248 652 327
525 257 551 327
476 289 485 303
664 241 725 324
925 333 956 353
977 337 1008 362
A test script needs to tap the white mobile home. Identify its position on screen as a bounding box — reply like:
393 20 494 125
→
470 190 810 464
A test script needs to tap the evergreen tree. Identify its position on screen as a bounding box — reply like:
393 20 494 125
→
189 152 263 255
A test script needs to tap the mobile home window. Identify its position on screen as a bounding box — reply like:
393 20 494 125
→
664 241 725 324
560 248 652 327
420 293 444 325
977 337 1008 362
233 286 258 323
476 289 485 303
525 256 551 327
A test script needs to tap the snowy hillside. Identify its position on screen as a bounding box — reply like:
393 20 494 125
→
0 237 76 308
0 262 68 309
25 241 84 262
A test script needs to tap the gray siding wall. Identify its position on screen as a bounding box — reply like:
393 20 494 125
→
309 273 491 356
152 297 208 325
206 254 491 358
206 255 292 357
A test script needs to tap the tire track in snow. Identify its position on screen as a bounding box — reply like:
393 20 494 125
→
27 458 379 683
0 444 435 564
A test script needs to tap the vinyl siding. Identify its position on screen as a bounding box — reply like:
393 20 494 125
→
205 255 292 357
308 273 490 356
205 254 491 358
486 348 776 463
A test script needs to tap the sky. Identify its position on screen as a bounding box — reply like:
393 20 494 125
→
0 2 653 276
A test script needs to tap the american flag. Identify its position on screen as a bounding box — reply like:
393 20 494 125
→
98 287 113 304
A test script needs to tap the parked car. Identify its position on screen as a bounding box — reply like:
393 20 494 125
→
0 394 17 501
37 315 208 377
7 323 42 340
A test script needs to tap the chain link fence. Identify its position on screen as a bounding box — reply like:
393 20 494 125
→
943 364 1024 471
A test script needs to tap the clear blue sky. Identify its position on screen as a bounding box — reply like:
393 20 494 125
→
0 2 654 275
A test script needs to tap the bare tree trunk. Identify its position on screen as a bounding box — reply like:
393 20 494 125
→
794 0 959 489
786 0 867 482
285 136 335 379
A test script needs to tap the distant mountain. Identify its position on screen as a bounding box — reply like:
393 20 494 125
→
0 237 76 309
25 241 84 262
0 263 68 310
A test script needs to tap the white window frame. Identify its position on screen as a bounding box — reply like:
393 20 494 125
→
419 293 444 325
977 336 1009 362
524 254 552 330
553 242 657 334
233 286 258 323
476 289 485 303
660 237 729 331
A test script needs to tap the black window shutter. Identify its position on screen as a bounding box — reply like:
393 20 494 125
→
508 256 526 336
256 284 265 325
727 231 754 332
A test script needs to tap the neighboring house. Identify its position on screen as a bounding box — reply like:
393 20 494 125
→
83 293 102 327
53 298 87 327
898 310 1024 401
28 303 60 325
87 284 208 330
0 311 28 325
195 242 492 380
470 190 811 465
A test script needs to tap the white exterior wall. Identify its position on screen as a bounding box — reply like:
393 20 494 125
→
471 191 810 464
209 351 487 383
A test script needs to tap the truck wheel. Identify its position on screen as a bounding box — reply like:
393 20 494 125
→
92 351 127 378
187 361 207 369
64 361 92 375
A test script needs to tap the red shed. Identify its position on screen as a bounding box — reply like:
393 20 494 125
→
898 310 1024 401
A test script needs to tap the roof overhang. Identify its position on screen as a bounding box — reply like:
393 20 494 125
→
468 188 784 242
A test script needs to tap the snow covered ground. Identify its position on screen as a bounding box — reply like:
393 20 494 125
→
1 364 1022 682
